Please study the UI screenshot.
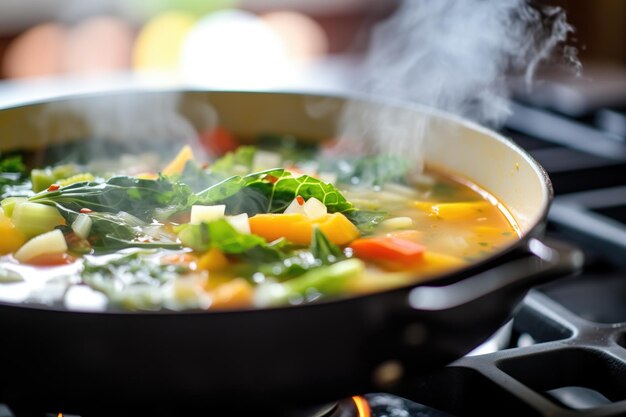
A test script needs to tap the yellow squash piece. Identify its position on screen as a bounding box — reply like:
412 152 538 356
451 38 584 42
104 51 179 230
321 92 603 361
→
197 248 229 271
0 212 26 255
162 145 194 176
413 201 493 221
249 212 359 245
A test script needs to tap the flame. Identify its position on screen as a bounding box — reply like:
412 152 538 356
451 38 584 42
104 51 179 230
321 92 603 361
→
57 414 63 417
351 396 371 417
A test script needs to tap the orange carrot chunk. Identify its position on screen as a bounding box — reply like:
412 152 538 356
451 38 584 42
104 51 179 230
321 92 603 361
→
349 236 425 266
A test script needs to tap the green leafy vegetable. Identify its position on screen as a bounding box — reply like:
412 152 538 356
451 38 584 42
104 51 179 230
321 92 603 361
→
176 219 269 254
196 168 357 216
81 251 189 310
29 175 194 221
256 258 365 306
0 155 31 199
210 145 256 176
258 227 346 280
54 205 181 252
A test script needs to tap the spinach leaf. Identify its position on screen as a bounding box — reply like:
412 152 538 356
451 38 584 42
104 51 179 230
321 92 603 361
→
55 205 181 252
176 219 272 254
195 168 358 216
210 146 256 176
178 160 224 193
259 228 346 280
29 175 194 221
310 227 344 264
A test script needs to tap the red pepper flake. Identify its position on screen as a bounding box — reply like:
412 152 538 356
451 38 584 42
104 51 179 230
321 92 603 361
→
79 208 93 214
296 195 305 206
265 175 279 184
47 184 60 192
201 162 210 169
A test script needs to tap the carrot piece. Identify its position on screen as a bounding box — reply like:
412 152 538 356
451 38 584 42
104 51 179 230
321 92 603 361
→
199 127 238 155
349 236 425 266
25 253 76 266
162 145 194 176
249 212 359 245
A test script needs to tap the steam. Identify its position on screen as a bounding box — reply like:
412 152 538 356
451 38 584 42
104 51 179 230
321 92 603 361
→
362 0 577 124
338 0 579 165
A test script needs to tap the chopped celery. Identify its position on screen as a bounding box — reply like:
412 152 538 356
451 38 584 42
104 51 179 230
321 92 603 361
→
255 258 365 306
31 165 79 192
31 168 56 192
11 202 64 237
1 197 27 217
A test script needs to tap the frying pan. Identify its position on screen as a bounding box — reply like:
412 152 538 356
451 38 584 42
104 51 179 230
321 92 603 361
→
0 91 581 415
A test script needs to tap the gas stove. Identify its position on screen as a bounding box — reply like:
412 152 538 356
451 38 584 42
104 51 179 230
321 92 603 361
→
0 70 625 417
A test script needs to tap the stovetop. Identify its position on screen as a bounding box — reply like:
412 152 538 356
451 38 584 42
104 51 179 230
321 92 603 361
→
0 72 625 417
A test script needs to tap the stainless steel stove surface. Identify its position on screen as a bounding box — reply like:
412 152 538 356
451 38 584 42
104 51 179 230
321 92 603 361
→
1 75 625 417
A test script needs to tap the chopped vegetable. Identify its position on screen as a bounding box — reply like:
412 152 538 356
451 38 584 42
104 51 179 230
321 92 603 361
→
255 258 365 307
162 145 194 176
0 211 26 255
249 212 359 245
190 204 226 224
11 202 65 237
71 213 93 239
349 236 425 267
14 229 68 263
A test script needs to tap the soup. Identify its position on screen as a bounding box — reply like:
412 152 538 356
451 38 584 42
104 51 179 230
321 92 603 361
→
0 135 518 311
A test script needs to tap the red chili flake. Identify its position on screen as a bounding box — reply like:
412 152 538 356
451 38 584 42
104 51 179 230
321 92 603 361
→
296 195 305 206
265 175 279 184
79 208 93 214
201 162 210 169
47 184 60 191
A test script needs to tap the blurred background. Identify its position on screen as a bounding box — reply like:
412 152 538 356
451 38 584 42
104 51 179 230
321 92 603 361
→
0 0 623 103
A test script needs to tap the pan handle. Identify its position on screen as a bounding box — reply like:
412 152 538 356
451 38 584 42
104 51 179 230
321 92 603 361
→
407 238 584 311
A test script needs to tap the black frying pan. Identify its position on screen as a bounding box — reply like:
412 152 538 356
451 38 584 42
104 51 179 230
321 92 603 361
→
0 91 582 416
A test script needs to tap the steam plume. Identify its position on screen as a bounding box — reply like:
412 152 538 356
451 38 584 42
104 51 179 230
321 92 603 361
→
361 0 578 125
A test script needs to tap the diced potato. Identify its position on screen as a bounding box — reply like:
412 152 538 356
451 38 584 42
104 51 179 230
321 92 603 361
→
284 197 305 215
381 216 414 230
190 204 225 224
14 229 68 263
162 145 194 176
226 213 250 234
303 197 327 220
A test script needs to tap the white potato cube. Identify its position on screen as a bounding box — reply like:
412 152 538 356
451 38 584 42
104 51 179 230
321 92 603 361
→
226 213 251 234
14 229 68 262
190 205 226 224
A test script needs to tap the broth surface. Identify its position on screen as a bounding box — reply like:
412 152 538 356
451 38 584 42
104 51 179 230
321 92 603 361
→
0 138 518 311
